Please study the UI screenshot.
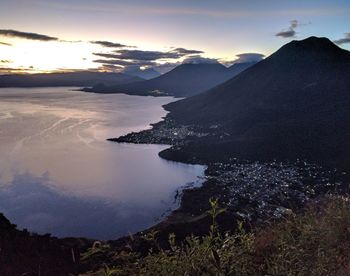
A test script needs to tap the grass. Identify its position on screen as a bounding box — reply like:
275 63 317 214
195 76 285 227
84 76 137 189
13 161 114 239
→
82 196 350 275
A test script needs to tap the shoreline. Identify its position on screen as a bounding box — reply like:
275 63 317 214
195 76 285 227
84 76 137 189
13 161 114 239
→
1 96 349 274
84 116 349 272
106 113 350 242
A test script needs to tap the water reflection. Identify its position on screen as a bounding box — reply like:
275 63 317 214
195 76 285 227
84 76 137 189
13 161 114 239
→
0 88 204 239
0 171 169 239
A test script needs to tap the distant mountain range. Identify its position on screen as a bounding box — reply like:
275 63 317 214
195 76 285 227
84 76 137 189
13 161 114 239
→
84 62 256 97
0 71 142 88
123 67 161 80
161 37 350 169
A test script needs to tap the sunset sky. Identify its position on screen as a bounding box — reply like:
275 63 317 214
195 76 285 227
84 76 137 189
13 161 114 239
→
0 0 349 74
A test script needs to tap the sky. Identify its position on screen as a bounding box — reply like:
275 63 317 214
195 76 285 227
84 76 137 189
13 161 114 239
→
0 0 349 74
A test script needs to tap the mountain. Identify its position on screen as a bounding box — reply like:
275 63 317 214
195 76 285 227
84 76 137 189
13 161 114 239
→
123 67 161 80
163 37 350 169
0 71 142 88
86 62 255 97
227 62 256 75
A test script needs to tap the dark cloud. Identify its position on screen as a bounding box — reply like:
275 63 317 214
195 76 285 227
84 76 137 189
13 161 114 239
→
276 29 296 38
93 50 162 71
94 50 180 61
0 41 12 46
94 47 207 73
50 68 86 73
234 53 264 63
276 20 298 38
1 60 12 63
101 61 177 76
0 67 33 74
94 59 155 66
333 33 350 45
93 53 120 59
222 53 264 66
91 40 129 48
0 67 16 71
171 47 204 55
113 49 181 60
93 47 206 73
106 62 180 75
0 29 58 41
100 64 122 71
182 55 219 64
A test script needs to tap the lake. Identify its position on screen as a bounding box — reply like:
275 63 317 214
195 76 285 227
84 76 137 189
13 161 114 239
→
0 87 205 240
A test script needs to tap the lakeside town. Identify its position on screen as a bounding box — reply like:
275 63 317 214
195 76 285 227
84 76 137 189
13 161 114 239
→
2 0 350 273
203 160 347 221
111 119 349 224
110 118 210 145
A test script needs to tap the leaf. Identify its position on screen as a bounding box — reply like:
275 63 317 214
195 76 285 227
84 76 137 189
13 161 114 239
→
211 248 221 269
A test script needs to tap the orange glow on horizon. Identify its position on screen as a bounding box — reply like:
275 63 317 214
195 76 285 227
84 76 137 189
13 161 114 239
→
0 34 258 74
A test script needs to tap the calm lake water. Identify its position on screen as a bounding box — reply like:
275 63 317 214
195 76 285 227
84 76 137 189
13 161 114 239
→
0 87 204 239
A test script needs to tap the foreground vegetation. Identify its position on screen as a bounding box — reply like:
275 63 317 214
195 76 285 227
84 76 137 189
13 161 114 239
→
0 213 89 275
83 197 350 275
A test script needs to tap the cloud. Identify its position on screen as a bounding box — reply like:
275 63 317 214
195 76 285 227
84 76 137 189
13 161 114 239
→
93 53 121 59
94 47 205 63
121 65 161 79
0 67 33 74
93 45 209 74
100 64 122 71
182 55 219 64
170 47 204 55
153 62 181 74
0 41 12 46
60 39 83 43
333 33 350 45
275 20 298 38
113 49 182 61
0 29 58 41
94 59 155 66
93 48 199 70
276 29 296 38
94 50 180 61
93 46 207 74
1 60 12 63
0 67 17 72
221 53 264 67
98 60 180 75
93 49 171 71
290 20 298 29
234 53 265 63
122 65 146 72
91 40 129 48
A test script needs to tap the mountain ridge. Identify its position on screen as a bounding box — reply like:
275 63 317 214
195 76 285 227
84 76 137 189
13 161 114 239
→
156 37 350 169
0 71 142 88
85 62 256 97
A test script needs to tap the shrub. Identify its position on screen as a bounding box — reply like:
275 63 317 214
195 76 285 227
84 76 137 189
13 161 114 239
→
83 196 350 275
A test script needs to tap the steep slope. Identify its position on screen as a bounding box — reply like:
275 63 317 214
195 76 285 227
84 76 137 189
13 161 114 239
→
0 213 88 275
227 62 256 75
164 37 350 169
88 62 254 97
0 71 142 88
